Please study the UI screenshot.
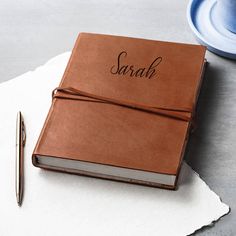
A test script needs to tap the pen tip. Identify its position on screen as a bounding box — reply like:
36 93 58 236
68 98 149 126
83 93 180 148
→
17 194 22 207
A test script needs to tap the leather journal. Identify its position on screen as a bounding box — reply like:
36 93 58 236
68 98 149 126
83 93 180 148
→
32 33 206 189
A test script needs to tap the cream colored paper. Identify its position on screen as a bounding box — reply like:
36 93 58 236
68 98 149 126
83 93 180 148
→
0 52 229 236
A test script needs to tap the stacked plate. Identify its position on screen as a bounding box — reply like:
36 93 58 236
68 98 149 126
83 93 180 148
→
187 0 236 59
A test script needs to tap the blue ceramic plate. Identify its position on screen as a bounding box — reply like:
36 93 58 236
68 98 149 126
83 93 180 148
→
187 0 236 59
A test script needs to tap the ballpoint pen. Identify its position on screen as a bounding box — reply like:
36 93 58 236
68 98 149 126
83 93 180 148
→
16 111 26 206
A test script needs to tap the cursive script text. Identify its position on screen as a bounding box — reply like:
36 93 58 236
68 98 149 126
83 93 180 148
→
110 51 162 79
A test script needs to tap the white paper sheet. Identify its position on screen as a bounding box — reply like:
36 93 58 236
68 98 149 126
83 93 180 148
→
0 52 229 236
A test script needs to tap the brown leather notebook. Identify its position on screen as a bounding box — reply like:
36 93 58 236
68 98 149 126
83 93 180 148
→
32 33 206 189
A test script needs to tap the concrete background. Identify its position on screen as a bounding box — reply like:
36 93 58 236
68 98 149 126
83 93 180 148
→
1 0 235 235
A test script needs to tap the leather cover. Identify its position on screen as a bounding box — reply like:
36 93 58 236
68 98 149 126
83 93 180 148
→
32 33 206 189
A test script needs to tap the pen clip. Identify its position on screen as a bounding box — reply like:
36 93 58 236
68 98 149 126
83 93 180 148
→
22 120 26 146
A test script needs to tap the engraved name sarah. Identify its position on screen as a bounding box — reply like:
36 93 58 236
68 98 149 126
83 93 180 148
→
110 51 162 79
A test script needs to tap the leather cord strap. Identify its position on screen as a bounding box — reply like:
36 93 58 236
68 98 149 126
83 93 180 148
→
52 87 192 122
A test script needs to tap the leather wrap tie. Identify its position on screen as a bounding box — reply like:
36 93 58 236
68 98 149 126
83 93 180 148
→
52 87 192 122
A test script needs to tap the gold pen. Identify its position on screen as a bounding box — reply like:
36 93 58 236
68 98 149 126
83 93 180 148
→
16 111 26 206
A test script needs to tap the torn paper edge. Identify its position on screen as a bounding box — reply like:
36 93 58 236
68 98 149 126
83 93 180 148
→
185 161 230 235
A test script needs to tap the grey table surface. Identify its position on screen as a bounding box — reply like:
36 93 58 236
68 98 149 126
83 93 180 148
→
0 0 235 235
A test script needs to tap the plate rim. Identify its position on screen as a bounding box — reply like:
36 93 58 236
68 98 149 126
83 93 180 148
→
186 0 236 59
